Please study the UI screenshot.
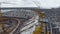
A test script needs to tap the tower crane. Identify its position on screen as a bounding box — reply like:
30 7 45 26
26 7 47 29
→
31 0 48 34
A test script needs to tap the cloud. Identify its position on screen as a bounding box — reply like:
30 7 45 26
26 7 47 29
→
1 0 37 7
39 0 60 8
1 0 60 9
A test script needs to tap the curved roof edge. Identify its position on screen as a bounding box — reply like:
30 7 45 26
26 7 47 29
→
1 7 40 10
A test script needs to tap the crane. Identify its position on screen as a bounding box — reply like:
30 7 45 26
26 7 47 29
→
31 0 47 34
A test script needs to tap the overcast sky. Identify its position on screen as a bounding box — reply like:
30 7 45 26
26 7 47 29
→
0 0 60 9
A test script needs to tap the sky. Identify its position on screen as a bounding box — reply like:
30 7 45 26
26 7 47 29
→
0 0 60 9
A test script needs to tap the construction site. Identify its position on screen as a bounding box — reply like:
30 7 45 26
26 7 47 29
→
0 0 60 34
